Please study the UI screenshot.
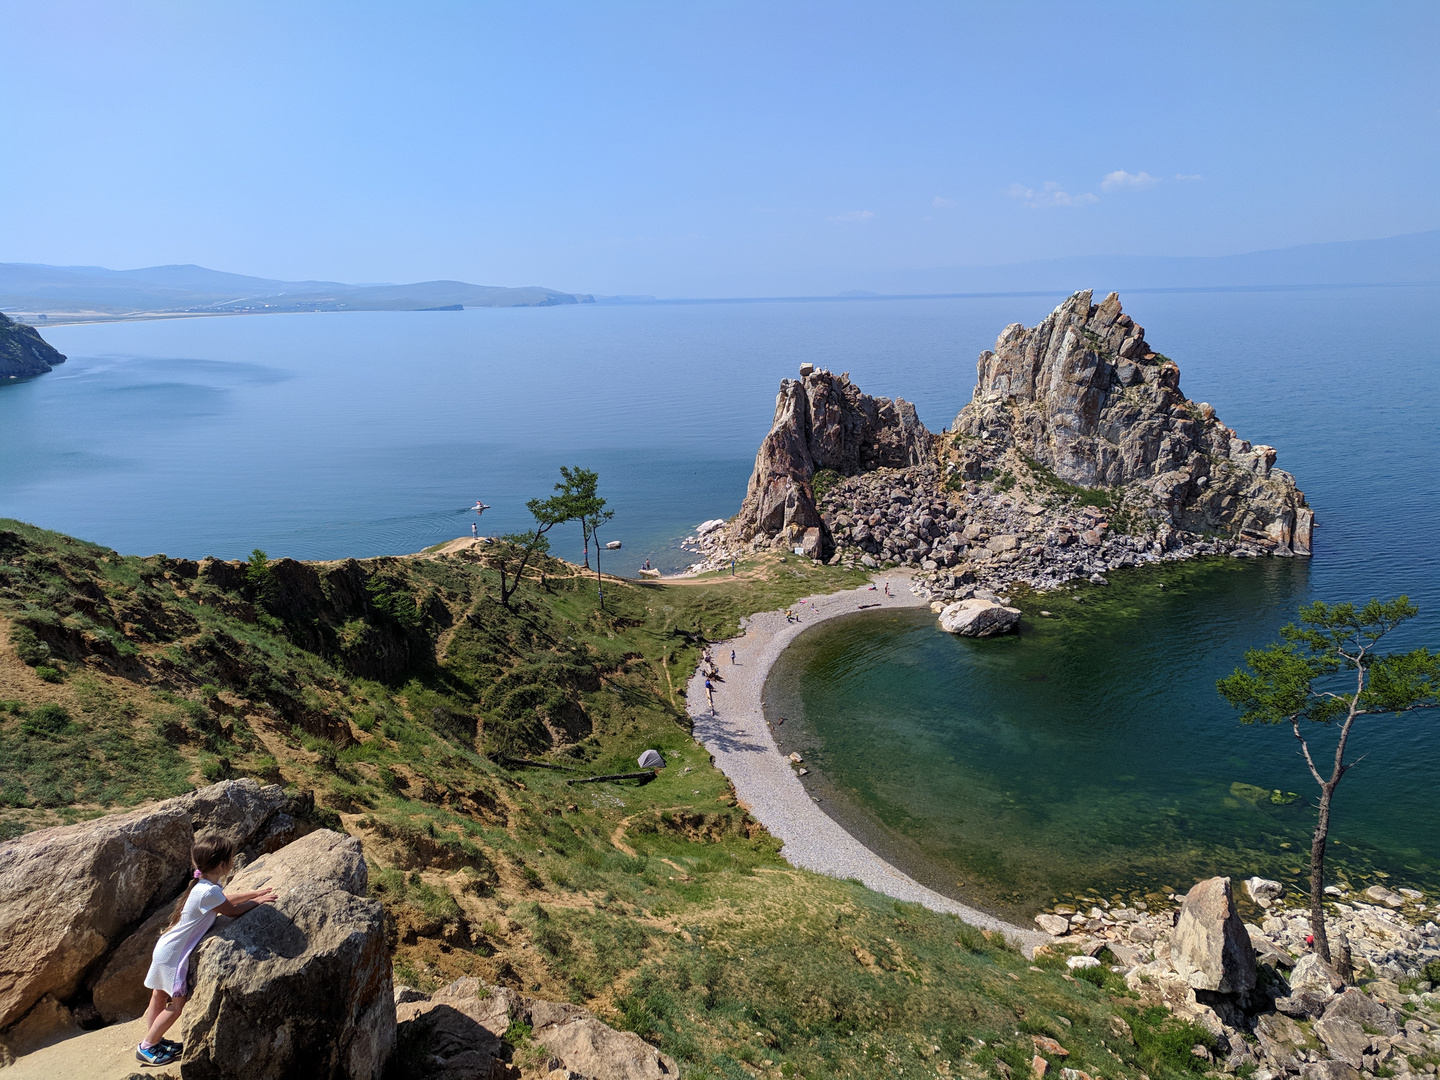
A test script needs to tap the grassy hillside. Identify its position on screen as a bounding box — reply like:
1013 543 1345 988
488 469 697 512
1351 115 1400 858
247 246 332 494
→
0 520 1214 1080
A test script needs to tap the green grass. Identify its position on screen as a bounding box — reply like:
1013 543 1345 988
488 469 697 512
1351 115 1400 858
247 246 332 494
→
0 517 1207 1079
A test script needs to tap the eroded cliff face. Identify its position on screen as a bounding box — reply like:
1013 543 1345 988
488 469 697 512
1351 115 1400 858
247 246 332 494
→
0 313 66 381
735 364 932 556
951 290 1313 556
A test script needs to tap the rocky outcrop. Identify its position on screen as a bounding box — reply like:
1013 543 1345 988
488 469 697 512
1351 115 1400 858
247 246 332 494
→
396 977 679 1080
0 312 66 381
0 780 300 1049
734 367 932 555
689 292 1315 600
178 829 393 1080
952 290 1313 556
1031 877 1440 1079
1171 876 1256 994
937 597 1022 637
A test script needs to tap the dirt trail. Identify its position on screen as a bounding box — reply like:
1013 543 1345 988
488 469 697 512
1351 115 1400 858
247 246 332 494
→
4 1018 167 1080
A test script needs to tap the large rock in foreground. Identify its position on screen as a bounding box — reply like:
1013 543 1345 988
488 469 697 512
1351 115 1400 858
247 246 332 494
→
1171 876 1256 994
938 598 1022 637
179 830 393 1080
0 800 192 1034
0 312 66 380
397 977 678 1080
735 367 932 554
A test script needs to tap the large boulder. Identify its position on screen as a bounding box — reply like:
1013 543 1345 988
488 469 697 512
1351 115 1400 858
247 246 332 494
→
0 799 193 1033
1171 877 1256 994
178 830 393 1080
0 779 296 1035
396 977 679 1080
938 598 1022 637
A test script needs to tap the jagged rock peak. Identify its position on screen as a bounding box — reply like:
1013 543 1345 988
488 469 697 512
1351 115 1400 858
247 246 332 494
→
735 365 932 554
952 290 1313 555
0 312 67 381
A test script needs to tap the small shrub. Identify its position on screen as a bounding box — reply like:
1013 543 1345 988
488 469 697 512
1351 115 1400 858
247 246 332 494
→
21 703 74 737
34 666 64 684
811 469 843 500
199 755 231 782
501 1020 533 1048
353 708 376 733
9 625 50 666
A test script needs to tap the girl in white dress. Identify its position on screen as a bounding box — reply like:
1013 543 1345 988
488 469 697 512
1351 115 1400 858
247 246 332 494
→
135 833 277 1067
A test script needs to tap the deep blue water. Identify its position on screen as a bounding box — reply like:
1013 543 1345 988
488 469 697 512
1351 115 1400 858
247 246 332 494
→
4 288 1437 908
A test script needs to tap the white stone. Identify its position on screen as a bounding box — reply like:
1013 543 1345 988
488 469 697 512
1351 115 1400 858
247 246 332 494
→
1066 955 1101 970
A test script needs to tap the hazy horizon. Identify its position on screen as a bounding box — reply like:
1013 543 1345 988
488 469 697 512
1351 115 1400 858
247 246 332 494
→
3 2 1437 297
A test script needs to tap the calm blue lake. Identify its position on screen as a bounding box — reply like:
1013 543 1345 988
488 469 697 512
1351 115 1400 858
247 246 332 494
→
5 288 1437 911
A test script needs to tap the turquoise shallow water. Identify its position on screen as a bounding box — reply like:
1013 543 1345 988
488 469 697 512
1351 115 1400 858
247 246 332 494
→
758 286 1440 920
3 288 1437 913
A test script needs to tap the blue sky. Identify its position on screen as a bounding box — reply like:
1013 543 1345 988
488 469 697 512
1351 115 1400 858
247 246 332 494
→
3 1 1436 296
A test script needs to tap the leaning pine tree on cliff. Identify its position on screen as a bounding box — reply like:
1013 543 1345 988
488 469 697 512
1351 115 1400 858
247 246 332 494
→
1217 597 1439 965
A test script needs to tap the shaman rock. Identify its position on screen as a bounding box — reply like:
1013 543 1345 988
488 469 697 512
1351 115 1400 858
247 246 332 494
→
736 367 932 550
952 291 1313 555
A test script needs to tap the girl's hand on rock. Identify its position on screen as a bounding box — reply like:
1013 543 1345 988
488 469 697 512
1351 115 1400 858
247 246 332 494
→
254 887 278 905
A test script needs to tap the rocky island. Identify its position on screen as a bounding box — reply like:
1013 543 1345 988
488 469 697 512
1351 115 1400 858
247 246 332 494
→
689 290 1314 611
0 312 66 381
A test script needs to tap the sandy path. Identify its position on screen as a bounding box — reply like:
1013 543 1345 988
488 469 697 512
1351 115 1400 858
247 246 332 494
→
687 574 1046 950
3 1017 166 1079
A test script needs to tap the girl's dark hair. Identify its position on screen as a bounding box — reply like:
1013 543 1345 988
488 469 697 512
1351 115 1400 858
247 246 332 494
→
165 832 236 930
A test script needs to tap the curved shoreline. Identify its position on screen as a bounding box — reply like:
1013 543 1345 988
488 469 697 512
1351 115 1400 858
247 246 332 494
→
686 574 1047 951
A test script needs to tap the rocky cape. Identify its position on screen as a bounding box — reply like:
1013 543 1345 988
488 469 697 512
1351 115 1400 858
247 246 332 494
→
0 312 66 381
691 291 1314 603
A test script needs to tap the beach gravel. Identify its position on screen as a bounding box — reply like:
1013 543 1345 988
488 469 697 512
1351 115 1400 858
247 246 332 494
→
687 573 1046 950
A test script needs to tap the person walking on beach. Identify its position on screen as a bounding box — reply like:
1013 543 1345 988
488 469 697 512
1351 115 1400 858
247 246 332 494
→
730 649 736 665
704 677 715 710
134 833 277 1067
471 522 477 539
884 581 890 597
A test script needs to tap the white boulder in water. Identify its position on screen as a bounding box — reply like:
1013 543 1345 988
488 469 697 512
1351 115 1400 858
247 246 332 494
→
937 598 1021 637
696 518 727 536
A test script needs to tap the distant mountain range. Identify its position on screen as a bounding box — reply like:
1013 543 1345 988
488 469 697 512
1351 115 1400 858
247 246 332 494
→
848 229 1440 297
0 263 593 318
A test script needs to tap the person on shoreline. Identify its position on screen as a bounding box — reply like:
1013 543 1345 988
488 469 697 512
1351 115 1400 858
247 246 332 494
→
135 833 277 1067
730 648 736 665
704 677 715 710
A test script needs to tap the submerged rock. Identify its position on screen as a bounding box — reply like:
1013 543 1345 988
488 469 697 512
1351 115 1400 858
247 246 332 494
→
938 598 1022 637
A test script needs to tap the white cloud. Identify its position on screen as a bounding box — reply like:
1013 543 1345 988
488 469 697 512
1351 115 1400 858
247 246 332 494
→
1006 182 1098 209
1174 173 1204 181
932 196 957 208
1101 170 1161 191
828 209 874 223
